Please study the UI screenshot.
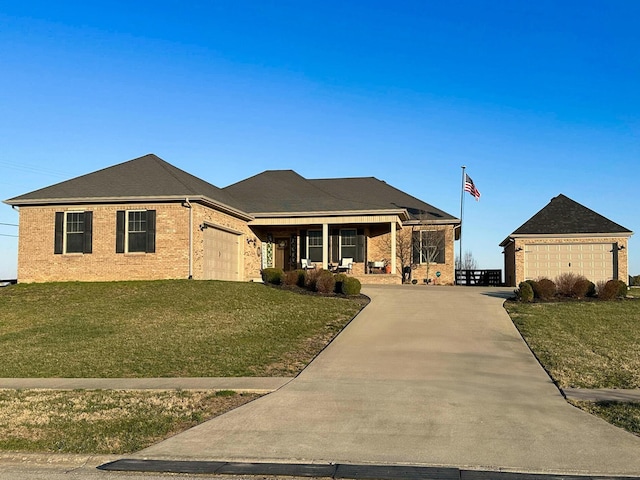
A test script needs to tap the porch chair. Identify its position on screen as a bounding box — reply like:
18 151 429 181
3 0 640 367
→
336 258 353 273
301 259 316 270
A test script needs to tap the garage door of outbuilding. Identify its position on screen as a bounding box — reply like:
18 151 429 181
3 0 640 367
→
203 226 241 281
525 243 615 284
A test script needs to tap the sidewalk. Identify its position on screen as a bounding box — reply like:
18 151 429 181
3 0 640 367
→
0 377 292 393
3 378 640 404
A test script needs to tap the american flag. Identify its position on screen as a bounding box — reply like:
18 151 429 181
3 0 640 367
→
464 174 481 201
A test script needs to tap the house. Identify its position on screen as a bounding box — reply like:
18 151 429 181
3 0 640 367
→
4 154 461 284
500 194 632 287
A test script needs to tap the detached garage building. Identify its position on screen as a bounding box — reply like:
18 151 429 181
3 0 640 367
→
500 194 632 287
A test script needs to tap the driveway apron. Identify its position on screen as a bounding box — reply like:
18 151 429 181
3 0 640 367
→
135 286 640 475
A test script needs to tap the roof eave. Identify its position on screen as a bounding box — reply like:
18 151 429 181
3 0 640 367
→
3 195 254 221
251 208 410 220
501 231 633 245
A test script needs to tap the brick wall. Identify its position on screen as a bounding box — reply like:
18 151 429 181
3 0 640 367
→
367 224 456 285
16 203 208 282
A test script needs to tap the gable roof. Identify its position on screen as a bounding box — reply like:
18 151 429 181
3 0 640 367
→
500 194 632 245
224 170 458 222
4 154 249 218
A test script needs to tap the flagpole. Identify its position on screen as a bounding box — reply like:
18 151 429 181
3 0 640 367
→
459 165 466 282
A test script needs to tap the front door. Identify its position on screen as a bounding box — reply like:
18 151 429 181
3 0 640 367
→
275 238 291 271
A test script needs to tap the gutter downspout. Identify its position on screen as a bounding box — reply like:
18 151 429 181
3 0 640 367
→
184 198 193 279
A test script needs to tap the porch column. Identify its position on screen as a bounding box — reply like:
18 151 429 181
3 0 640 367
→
390 221 397 275
322 223 329 270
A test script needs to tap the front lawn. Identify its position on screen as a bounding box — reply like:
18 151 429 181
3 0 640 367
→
0 389 258 454
506 299 640 389
0 280 363 377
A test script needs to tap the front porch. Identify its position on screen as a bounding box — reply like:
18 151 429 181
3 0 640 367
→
252 215 404 283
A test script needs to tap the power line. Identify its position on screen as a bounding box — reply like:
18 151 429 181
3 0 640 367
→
0 234 18 238
0 223 18 227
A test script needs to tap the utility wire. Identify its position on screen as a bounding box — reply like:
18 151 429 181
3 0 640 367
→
0 223 18 227
0 234 18 238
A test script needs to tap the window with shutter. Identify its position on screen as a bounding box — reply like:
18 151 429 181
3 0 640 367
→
55 211 93 254
117 210 157 253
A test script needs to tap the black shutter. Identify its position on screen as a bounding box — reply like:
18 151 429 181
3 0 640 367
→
412 230 421 264
356 228 365 262
299 230 307 259
331 229 339 262
54 212 64 254
83 211 93 254
116 210 125 253
146 210 156 253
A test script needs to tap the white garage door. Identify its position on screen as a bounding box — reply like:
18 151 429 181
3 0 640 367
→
525 243 614 283
203 227 240 281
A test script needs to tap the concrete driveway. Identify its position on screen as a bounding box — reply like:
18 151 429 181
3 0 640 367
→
135 285 640 475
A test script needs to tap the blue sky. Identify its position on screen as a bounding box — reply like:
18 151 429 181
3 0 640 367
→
1 1 638 279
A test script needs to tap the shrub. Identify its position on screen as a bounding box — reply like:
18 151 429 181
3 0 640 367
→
536 278 556 300
334 273 348 294
283 269 306 287
261 268 284 285
555 272 585 297
572 278 596 298
599 279 627 300
314 270 336 294
341 277 362 296
617 280 628 298
515 282 534 302
524 279 539 298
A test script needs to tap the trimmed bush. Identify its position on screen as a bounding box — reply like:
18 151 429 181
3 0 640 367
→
536 278 556 300
572 278 596 299
617 280 628 298
341 277 362 296
599 279 627 300
314 270 336 294
524 279 539 298
334 273 348 294
261 268 284 285
515 282 534 302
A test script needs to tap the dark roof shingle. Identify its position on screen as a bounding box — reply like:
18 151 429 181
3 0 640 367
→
509 194 631 236
224 170 458 221
5 154 241 209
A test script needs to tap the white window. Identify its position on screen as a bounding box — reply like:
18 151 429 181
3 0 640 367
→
307 230 323 262
55 211 92 255
340 228 357 259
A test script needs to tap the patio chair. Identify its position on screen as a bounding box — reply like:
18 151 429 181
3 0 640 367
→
336 258 353 273
301 259 316 270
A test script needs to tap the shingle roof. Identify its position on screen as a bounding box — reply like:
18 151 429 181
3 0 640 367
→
223 170 458 222
5 159 458 224
506 194 631 238
4 154 242 211
309 177 457 222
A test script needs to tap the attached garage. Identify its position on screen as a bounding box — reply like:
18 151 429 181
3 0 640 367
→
500 194 632 287
203 226 241 281
524 243 615 284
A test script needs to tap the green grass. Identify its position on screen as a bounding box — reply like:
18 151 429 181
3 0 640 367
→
0 280 363 377
0 389 258 454
506 299 640 388
570 401 640 436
